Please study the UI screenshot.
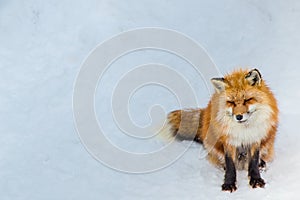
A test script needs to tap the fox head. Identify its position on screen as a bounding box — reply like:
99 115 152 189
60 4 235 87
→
211 69 275 124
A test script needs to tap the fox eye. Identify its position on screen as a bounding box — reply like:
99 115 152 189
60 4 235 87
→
244 98 254 104
226 101 235 106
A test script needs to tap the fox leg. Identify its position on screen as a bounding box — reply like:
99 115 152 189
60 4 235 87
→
248 145 265 188
222 146 237 192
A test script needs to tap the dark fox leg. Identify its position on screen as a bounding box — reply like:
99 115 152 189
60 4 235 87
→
248 150 265 188
222 154 237 192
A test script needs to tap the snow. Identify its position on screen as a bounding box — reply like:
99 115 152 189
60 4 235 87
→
1 0 300 199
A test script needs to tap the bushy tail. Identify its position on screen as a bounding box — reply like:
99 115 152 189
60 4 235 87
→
159 109 203 143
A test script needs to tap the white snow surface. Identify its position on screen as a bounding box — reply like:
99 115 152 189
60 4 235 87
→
1 0 300 199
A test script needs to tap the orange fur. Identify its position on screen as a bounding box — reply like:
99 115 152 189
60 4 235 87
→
165 68 279 170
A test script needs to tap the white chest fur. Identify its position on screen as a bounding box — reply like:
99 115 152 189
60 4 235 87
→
227 119 269 146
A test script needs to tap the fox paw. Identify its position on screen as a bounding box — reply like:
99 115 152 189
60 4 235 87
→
222 183 237 192
249 177 265 188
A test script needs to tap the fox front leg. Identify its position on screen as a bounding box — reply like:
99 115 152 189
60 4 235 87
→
248 149 265 188
222 154 237 192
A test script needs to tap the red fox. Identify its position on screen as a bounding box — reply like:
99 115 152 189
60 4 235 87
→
163 69 278 192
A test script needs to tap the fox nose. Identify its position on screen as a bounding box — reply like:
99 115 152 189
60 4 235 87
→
236 114 243 121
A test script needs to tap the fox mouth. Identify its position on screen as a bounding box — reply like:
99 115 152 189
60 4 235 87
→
235 112 253 124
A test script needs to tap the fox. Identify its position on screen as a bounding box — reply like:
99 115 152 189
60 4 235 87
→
162 68 279 192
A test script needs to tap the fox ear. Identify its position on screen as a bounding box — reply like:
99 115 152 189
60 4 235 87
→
245 69 262 86
211 78 227 93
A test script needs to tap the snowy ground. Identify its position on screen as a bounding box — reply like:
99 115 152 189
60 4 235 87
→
1 0 300 199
